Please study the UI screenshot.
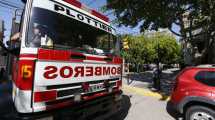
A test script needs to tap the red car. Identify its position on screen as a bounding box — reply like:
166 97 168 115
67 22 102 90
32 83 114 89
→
170 65 215 120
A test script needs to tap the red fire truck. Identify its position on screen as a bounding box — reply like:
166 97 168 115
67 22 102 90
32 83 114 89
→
0 0 122 119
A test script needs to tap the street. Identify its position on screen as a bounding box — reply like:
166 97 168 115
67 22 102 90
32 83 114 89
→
121 90 173 120
1 0 215 120
108 86 178 120
108 68 182 120
0 69 181 120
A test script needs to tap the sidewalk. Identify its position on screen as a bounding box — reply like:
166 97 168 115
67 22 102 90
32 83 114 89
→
123 85 170 101
122 68 180 97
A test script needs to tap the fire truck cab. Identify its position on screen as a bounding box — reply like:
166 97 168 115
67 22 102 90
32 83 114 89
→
0 0 123 119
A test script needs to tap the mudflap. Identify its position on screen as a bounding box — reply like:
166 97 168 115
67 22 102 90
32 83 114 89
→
15 91 122 120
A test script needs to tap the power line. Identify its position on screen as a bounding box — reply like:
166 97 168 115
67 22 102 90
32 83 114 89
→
1 0 23 8
86 0 96 6
1 0 23 7
0 1 21 9
0 3 16 10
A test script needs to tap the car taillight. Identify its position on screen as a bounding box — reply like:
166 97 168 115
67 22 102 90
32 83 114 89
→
34 90 57 103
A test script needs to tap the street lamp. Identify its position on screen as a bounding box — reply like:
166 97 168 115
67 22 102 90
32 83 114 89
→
157 38 161 90
153 34 161 91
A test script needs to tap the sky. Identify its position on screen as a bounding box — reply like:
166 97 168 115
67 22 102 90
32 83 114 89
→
0 0 180 43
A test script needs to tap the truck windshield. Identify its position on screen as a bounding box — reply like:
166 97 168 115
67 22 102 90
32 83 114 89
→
27 7 117 56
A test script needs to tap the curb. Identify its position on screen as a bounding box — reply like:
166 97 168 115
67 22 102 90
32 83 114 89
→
122 85 170 101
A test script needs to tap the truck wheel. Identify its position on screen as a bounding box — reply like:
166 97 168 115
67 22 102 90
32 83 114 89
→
185 106 215 120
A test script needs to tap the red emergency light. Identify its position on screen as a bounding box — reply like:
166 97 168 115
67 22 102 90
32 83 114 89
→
91 10 109 23
63 0 82 8
63 0 109 22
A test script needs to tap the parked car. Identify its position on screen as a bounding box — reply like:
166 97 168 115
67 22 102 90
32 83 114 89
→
169 65 215 120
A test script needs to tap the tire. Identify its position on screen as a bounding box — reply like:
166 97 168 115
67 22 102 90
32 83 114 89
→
185 105 215 120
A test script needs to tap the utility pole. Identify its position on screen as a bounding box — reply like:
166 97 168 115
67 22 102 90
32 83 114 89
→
156 38 161 91
153 35 161 91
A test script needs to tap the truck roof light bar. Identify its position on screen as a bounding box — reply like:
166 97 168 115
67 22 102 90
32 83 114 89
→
91 10 109 23
64 0 82 8
63 0 109 22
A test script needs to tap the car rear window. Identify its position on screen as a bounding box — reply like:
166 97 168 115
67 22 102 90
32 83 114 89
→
195 71 215 87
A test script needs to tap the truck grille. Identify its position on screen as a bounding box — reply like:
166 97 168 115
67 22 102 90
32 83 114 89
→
45 78 119 103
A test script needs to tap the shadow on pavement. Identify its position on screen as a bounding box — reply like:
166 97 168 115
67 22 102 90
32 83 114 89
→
166 101 183 120
106 95 131 120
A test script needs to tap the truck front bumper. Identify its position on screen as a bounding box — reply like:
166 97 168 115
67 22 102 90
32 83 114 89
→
15 90 122 120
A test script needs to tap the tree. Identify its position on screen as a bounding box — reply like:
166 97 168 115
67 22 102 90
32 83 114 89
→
121 34 154 72
121 33 181 65
146 33 181 64
105 0 215 64
121 35 148 64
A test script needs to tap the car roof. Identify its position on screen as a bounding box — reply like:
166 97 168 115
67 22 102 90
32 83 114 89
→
196 64 215 68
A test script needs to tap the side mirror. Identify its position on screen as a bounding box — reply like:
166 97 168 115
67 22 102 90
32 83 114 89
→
0 40 20 57
8 42 20 57
0 48 8 56
21 0 26 3
0 41 9 54
7 32 21 56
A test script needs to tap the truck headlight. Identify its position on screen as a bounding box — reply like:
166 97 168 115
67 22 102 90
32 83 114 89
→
74 94 81 102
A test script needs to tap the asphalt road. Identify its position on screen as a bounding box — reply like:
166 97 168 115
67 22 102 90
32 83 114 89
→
0 69 180 120
118 90 175 120
109 69 181 120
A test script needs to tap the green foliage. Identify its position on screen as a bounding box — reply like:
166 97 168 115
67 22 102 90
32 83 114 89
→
149 33 181 64
105 0 215 64
121 33 181 64
105 0 215 36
